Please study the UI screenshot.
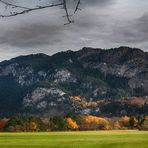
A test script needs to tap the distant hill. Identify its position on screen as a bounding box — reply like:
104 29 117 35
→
0 46 148 117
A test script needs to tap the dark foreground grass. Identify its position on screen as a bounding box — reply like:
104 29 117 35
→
0 130 148 148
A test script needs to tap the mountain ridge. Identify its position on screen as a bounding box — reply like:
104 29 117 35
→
0 46 147 117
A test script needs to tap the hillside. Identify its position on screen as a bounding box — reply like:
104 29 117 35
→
0 46 148 117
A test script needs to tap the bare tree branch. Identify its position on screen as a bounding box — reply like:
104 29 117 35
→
74 0 81 14
0 0 81 24
0 2 64 17
0 0 30 9
63 0 74 25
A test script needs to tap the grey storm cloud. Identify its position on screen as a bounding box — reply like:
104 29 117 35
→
0 0 148 61
109 12 148 45
0 0 113 48
0 23 65 47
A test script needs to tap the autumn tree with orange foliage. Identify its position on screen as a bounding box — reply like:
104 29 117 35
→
0 119 9 131
66 118 79 130
29 122 38 131
113 121 121 130
121 115 130 127
78 115 110 130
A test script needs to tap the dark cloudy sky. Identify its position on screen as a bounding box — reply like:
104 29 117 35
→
0 0 148 61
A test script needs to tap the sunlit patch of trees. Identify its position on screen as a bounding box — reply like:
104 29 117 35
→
70 95 98 107
0 115 147 132
76 115 110 130
66 118 79 130
3 116 45 132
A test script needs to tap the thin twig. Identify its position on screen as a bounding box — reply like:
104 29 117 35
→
0 0 30 9
0 0 81 24
74 0 81 13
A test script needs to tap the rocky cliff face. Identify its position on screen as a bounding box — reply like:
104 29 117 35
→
0 47 147 117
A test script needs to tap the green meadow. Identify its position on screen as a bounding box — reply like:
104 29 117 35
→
0 130 148 148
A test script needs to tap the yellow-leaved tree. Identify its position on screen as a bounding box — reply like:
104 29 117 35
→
66 118 79 130
30 122 37 131
78 115 110 130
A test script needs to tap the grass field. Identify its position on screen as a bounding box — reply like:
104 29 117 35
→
0 130 148 148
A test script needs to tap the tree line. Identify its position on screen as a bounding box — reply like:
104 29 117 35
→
0 115 147 132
